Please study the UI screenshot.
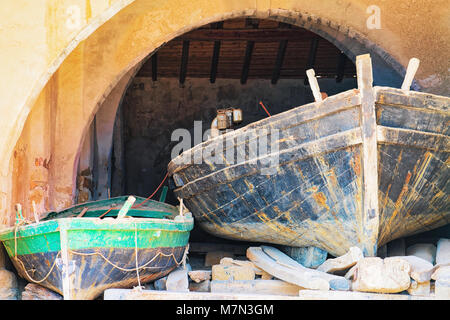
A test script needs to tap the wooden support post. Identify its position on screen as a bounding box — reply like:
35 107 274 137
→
306 69 323 102
304 36 319 85
401 58 420 92
271 22 290 85
179 40 190 85
336 52 347 83
117 196 136 219
210 21 223 84
240 18 259 85
356 54 379 257
151 53 157 82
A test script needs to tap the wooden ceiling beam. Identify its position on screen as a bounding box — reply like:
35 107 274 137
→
151 52 157 81
240 19 259 85
336 51 347 83
304 36 319 85
210 21 224 84
179 40 190 84
271 22 291 85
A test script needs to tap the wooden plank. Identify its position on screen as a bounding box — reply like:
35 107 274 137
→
211 279 303 296
246 247 329 290
260 246 350 291
209 22 223 84
179 40 190 84
356 54 379 257
104 288 302 300
401 58 420 91
298 289 435 300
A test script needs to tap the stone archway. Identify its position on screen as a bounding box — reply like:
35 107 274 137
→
3 1 422 225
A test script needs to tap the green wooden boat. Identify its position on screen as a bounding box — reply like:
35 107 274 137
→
0 196 194 300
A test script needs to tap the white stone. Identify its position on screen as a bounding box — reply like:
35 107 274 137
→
351 257 411 293
436 238 450 265
166 268 189 292
407 280 430 296
406 243 436 264
317 246 363 273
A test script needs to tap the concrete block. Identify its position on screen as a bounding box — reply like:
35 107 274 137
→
212 264 255 281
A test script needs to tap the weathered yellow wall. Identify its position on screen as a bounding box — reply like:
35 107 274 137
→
0 0 449 225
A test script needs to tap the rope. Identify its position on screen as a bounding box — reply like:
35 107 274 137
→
132 172 169 209
259 101 272 117
13 252 61 284
68 245 188 272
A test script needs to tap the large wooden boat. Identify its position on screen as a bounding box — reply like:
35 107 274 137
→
0 196 193 300
168 54 449 257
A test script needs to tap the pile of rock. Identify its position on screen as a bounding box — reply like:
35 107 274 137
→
147 237 449 300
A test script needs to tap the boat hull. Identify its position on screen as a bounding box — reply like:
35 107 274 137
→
168 86 449 257
0 217 193 299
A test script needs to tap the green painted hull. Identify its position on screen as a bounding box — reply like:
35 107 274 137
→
0 197 193 300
